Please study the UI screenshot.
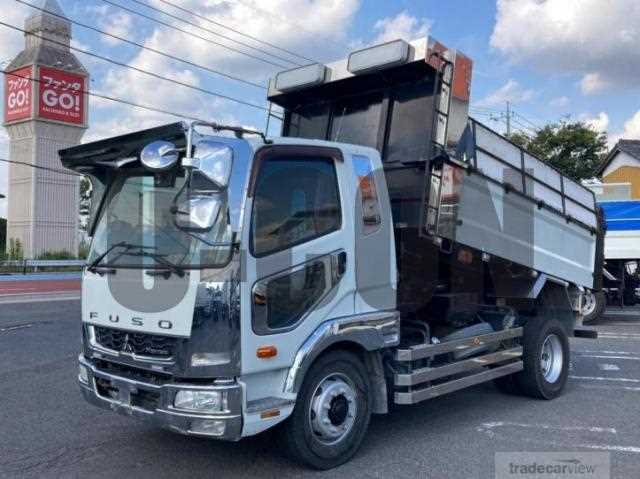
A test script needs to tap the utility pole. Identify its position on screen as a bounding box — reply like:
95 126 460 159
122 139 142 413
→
506 101 512 136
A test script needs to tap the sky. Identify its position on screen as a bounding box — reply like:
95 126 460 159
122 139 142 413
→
2 0 640 217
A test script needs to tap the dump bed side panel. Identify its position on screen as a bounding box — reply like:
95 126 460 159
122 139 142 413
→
434 120 598 288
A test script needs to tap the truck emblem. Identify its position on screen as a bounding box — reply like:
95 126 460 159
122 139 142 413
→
121 334 134 354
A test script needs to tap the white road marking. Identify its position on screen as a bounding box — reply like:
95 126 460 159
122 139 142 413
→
574 443 640 454
579 384 640 393
478 422 640 454
570 375 640 383
0 324 33 333
598 364 620 371
579 354 640 361
606 321 640 328
477 421 617 434
577 350 637 356
598 333 640 340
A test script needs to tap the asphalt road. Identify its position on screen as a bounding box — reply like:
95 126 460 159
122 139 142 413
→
1 300 640 479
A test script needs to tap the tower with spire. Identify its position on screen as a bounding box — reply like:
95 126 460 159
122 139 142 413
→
3 0 89 257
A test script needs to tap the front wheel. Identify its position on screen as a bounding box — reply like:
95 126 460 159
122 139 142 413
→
278 351 372 470
515 318 570 399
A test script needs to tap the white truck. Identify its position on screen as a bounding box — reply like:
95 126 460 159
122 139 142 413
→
62 37 600 469
582 181 640 320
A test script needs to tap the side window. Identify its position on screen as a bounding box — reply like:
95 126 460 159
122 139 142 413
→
253 260 327 334
353 155 382 235
251 155 341 257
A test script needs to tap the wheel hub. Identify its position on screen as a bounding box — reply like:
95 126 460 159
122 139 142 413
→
309 374 357 445
582 291 596 316
540 334 564 383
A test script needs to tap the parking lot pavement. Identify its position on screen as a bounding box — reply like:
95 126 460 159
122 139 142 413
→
1 302 640 479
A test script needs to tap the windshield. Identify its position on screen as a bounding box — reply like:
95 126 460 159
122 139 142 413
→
88 170 234 269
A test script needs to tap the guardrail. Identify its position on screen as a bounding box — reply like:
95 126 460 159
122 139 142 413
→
0 260 86 274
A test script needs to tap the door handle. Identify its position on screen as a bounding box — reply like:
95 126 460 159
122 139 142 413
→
331 251 347 286
253 291 267 306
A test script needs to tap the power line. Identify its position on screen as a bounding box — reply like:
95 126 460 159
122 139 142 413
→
0 21 269 112
16 0 266 90
100 0 289 69
2 69 209 123
0 158 82 177
513 111 542 131
155 0 316 65
231 0 347 53
125 0 301 66
130 0 301 66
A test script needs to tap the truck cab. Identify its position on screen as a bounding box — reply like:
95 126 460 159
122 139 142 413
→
64 123 399 453
63 36 599 470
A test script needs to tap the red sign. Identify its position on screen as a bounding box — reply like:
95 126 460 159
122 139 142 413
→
38 67 85 125
4 66 33 123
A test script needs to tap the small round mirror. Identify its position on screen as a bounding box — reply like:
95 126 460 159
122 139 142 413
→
140 141 179 172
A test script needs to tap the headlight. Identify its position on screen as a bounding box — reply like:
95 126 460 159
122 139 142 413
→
174 390 227 412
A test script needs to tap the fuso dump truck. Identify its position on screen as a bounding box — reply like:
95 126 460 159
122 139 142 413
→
61 37 600 469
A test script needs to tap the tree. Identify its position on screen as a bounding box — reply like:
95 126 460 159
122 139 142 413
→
507 120 608 181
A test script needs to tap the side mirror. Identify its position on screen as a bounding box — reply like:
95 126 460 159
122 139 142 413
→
174 195 223 232
183 140 233 189
141 141 180 172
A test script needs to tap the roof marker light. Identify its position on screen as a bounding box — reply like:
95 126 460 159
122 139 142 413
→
348 39 411 75
275 63 328 92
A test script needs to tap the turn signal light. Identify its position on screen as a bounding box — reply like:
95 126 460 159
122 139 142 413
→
257 346 278 359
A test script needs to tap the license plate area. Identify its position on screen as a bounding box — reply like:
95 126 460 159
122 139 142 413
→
95 377 161 412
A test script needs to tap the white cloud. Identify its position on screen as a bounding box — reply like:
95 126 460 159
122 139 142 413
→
85 0 361 141
580 73 610 96
491 0 640 94
373 11 431 43
549 96 570 108
609 111 640 148
475 79 535 108
97 10 135 46
0 3 31 63
580 112 609 133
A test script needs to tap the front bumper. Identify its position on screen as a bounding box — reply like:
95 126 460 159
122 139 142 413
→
78 355 243 440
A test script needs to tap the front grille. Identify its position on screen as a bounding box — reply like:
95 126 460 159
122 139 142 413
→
94 326 177 359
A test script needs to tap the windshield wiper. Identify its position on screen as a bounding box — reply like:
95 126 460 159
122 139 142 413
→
123 250 186 278
86 242 157 273
86 241 128 273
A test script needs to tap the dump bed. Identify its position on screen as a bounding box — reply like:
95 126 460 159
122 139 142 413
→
429 120 598 288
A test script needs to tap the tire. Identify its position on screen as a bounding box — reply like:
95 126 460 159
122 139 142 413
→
278 350 372 470
582 290 606 324
515 318 570 400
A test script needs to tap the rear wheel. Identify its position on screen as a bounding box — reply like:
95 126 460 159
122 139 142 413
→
582 290 605 324
278 351 372 470
515 318 570 399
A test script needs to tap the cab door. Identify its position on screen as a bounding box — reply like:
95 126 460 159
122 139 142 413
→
241 145 355 375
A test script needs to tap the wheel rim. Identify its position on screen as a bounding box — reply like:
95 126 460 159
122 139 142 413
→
540 334 564 383
309 373 358 445
582 291 597 317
